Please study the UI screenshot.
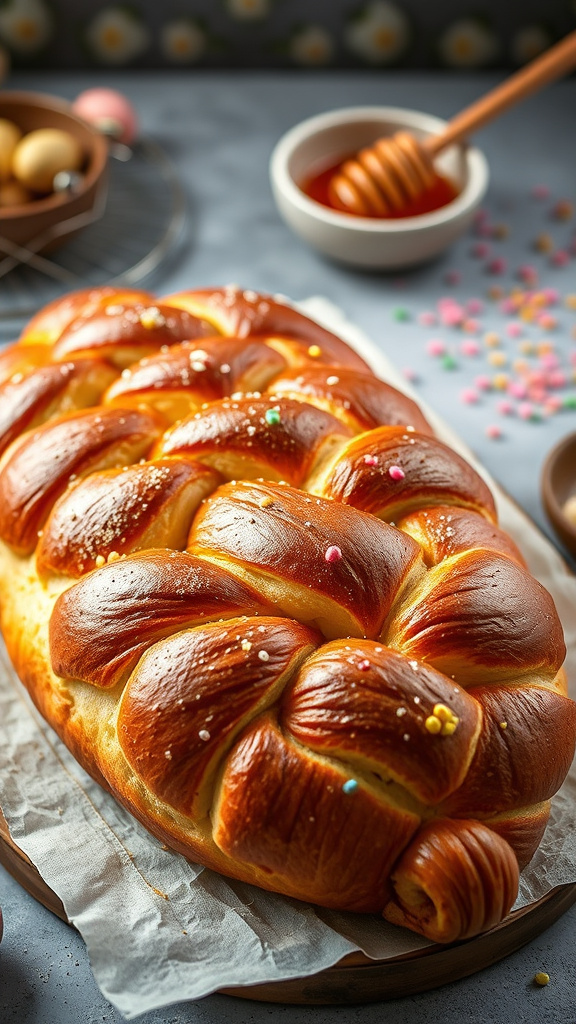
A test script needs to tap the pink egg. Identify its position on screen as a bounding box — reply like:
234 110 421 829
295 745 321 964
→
72 88 138 145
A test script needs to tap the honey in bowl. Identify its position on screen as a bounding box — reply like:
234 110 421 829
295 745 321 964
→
300 157 458 219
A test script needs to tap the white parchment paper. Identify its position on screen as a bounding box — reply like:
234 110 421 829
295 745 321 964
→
1 296 575 1019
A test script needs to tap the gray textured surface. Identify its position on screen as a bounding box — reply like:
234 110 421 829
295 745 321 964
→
1 70 576 1021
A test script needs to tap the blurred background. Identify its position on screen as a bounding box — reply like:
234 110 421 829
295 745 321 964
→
0 0 575 72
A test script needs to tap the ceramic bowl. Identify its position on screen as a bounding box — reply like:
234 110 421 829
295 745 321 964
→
0 90 109 257
541 431 576 558
269 106 489 270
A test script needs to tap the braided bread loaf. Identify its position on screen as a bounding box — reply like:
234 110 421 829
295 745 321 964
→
1 284 574 945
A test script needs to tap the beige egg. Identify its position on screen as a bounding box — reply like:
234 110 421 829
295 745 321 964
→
0 179 33 208
0 118 22 184
12 128 83 193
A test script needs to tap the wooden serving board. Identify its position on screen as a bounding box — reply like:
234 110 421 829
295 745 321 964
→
2 808 576 1005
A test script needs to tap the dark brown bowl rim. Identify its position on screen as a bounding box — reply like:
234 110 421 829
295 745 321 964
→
541 430 576 548
0 90 109 222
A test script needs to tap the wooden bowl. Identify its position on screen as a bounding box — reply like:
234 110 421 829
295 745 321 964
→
541 431 576 557
0 90 109 258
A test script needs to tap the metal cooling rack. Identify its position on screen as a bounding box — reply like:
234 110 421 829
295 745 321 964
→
0 137 187 341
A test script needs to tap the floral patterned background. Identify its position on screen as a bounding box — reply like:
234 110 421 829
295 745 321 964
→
0 0 574 70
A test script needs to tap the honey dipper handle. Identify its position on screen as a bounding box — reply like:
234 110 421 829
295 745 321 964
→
425 30 576 157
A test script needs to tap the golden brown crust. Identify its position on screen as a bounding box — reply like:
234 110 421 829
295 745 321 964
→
282 642 481 804
0 284 574 945
213 713 420 912
0 406 164 555
118 617 319 817
383 818 519 943
385 549 566 684
318 426 497 522
267 365 432 435
157 397 352 486
189 480 424 639
49 549 274 688
397 505 526 567
104 337 287 422
37 458 221 577
0 359 119 458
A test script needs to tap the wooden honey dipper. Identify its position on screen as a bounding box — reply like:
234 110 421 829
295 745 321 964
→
328 30 576 217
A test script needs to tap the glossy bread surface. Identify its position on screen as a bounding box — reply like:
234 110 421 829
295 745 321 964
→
0 284 574 945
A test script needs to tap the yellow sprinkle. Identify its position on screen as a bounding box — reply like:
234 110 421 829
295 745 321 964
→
518 340 535 355
259 496 274 508
492 373 509 390
534 233 553 253
308 344 322 358
519 307 535 322
537 341 554 356
492 223 509 239
565 294 576 310
433 703 453 723
488 351 507 367
241 640 252 652
483 331 501 348
95 555 106 568
513 359 529 374
487 286 504 300
425 715 442 734
534 972 550 987
107 551 120 563
442 721 457 736
500 721 508 729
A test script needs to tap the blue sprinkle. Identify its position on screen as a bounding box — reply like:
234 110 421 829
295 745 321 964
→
342 779 359 794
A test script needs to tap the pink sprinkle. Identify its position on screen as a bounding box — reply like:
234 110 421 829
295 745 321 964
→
531 185 550 199
475 375 492 391
548 370 567 388
418 311 437 326
506 322 523 338
486 424 503 439
439 304 465 327
507 381 527 399
358 659 371 672
540 352 560 370
551 250 570 267
544 395 562 413
474 208 488 224
462 318 481 333
499 298 517 315
476 222 493 238
325 545 342 563
460 339 481 356
496 399 515 416
363 454 378 466
444 270 461 285
388 465 405 481
528 386 547 404
402 367 418 382
471 242 490 259
570 352 576 367
487 258 507 275
518 402 535 420
543 287 560 304
538 313 558 329
460 388 479 404
517 264 538 284
426 338 446 356
466 298 484 314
